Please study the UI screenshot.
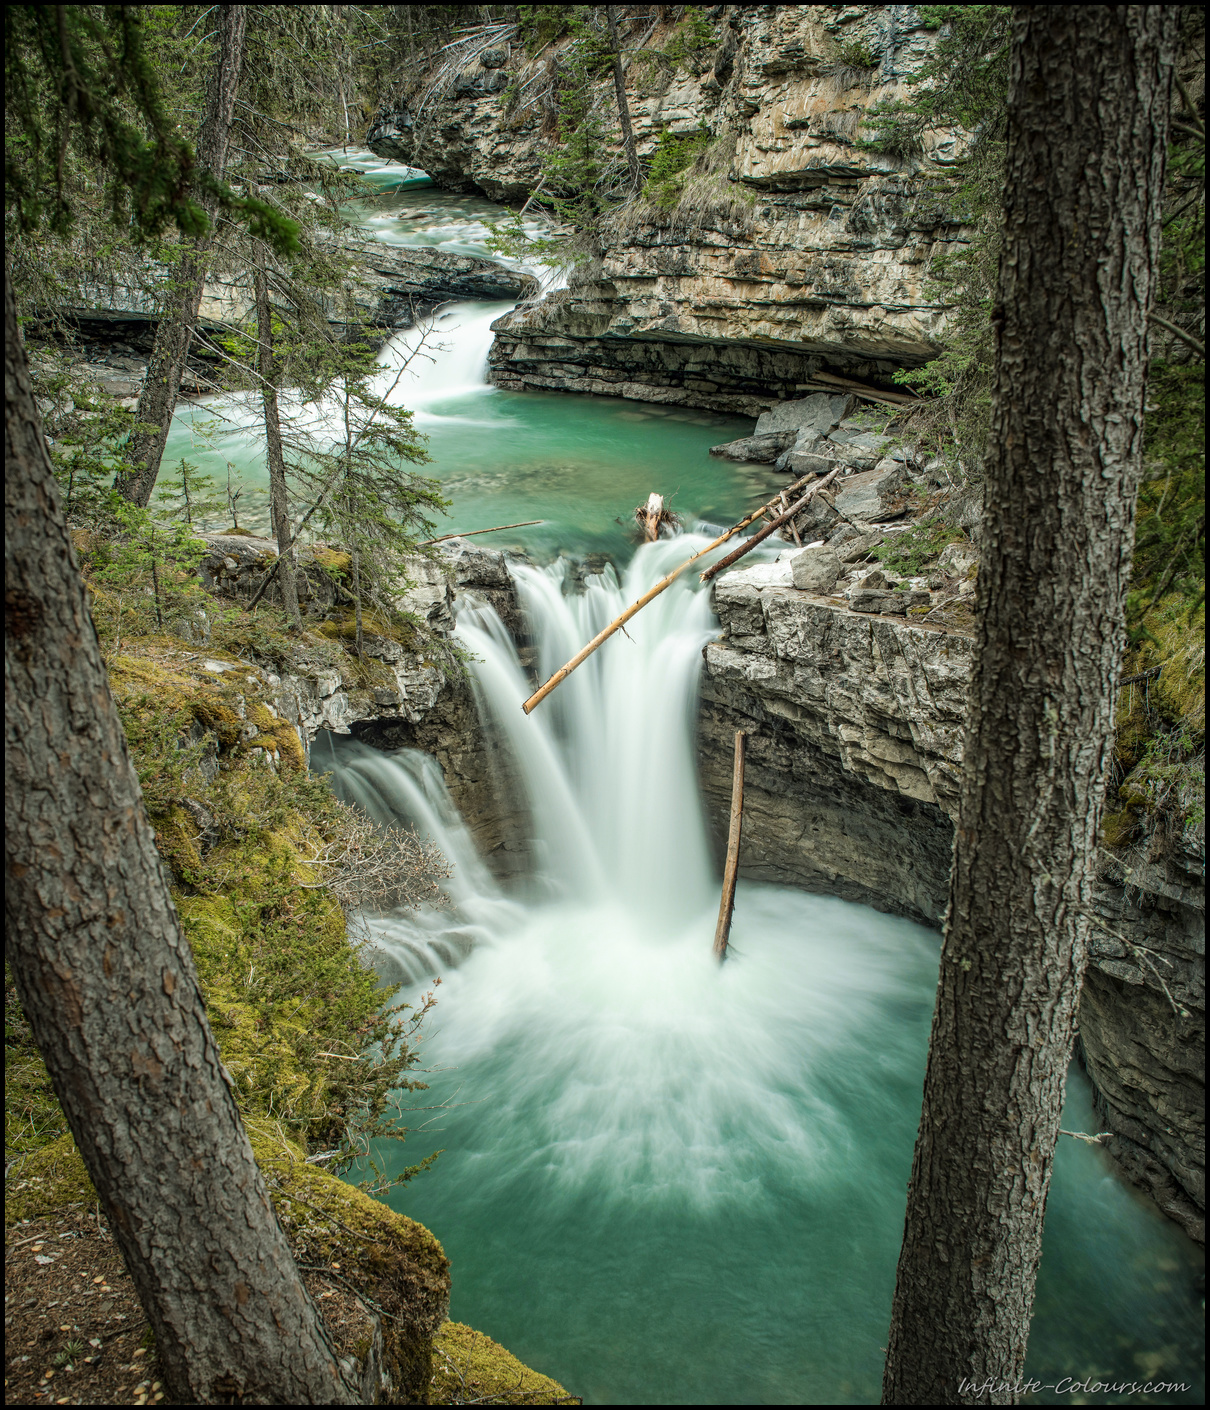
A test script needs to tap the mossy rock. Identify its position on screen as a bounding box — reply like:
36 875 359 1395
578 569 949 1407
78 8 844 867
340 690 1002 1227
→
308 545 354 575
250 1125 451 1403
432 1322 573 1405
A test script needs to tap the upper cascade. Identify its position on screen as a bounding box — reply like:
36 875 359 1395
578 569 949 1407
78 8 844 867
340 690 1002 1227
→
367 4 970 412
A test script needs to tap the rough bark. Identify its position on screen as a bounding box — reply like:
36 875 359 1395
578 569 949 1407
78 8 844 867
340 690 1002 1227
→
116 4 246 507
606 6 642 194
881 7 1175 1405
253 265 302 629
5 267 355 1404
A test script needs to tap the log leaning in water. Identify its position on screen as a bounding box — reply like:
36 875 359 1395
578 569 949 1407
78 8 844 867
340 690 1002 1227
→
420 520 545 546
699 468 839 583
520 473 821 714
713 730 747 962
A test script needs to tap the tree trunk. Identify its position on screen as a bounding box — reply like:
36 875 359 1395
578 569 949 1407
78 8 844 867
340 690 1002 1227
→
5 268 355 1405
116 4 246 507
881 8 1174 1405
253 265 302 630
606 6 642 194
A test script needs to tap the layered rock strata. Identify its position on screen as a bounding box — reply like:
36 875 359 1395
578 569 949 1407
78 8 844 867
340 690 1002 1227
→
698 559 1205 1242
369 5 968 412
192 536 528 873
34 245 534 395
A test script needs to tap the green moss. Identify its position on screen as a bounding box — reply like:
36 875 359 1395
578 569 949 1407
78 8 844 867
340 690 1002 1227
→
4 1125 452 1403
433 1322 571 1406
644 123 713 209
5 968 70 1163
872 514 965 576
308 545 353 575
6 1134 96 1224
252 1127 450 1403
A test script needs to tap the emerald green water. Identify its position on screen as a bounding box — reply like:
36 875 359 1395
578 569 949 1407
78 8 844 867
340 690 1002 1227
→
165 376 768 556
219 161 1201 1405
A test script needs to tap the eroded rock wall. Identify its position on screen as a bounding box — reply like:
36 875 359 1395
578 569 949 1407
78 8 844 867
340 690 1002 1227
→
369 5 967 412
700 562 1205 1242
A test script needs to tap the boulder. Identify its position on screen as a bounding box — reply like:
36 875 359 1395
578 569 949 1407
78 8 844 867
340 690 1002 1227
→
936 541 979 579
755 392 856 438
833 463 909 522
708 431 797 462
849 589 902 614
790 545 842 595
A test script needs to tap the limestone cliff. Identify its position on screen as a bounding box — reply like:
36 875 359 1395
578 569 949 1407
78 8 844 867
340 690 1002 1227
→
368 4 967 413
698 558 1205 1243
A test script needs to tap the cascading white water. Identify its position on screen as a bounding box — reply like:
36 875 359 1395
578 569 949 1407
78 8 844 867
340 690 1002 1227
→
318 540 943 1203
316 537 1203 1404
319 538 725 984
265 154 1200 1407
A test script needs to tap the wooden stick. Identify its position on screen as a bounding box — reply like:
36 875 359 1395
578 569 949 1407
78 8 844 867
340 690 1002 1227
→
520 477 818 715
713 730 746 962
419 520 545 546
780 491 802 547
699 468 839 583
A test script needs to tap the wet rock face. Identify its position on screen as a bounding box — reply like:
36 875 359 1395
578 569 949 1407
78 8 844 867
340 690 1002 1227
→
698 563 1205 1242
371 6 967 410
274 542 530 879
1080 847 1206 1244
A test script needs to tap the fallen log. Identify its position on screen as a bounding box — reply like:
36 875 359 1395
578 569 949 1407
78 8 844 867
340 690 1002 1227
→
699 468 839 583
805 369 920 406
520 473 820 714
419 520 545 546
713 730 747 962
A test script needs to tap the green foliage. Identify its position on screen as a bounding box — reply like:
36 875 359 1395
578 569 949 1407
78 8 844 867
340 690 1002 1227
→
855 7 1011 471
32 354 139 523
659 14 718 73
5 5 201 241
872 515 965 576
862 6 1011 157
4 4 298 255
287 345 447 640
834 39 879 71
89 500 209 634
155 458 226 531
519 4 571 54
1128 362 1206 634
100 640 446 1167
644 123 713 209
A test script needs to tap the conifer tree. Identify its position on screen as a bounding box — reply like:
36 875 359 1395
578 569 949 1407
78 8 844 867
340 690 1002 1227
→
881 8 1176 1402
5 7 357 1400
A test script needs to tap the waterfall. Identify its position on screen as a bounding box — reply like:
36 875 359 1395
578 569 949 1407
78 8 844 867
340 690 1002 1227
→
316 539 943 1200
317 537 724 984
378 300 515 420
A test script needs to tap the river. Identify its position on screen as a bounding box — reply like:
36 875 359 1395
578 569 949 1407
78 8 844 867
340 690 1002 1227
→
176 152 1204 1406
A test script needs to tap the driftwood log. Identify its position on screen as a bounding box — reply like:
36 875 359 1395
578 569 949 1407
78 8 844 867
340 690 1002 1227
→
634 492 677 542
699 468 839 583
520 471 823 714
713 730 747 962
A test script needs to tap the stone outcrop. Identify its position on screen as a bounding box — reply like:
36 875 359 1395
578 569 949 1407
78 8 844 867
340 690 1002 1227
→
37 245 535 386
188 536 528 873
362 246 538 324
699 563 971 923
697 558 1205 1242
369 6 968 413
1081 844 1205 1242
